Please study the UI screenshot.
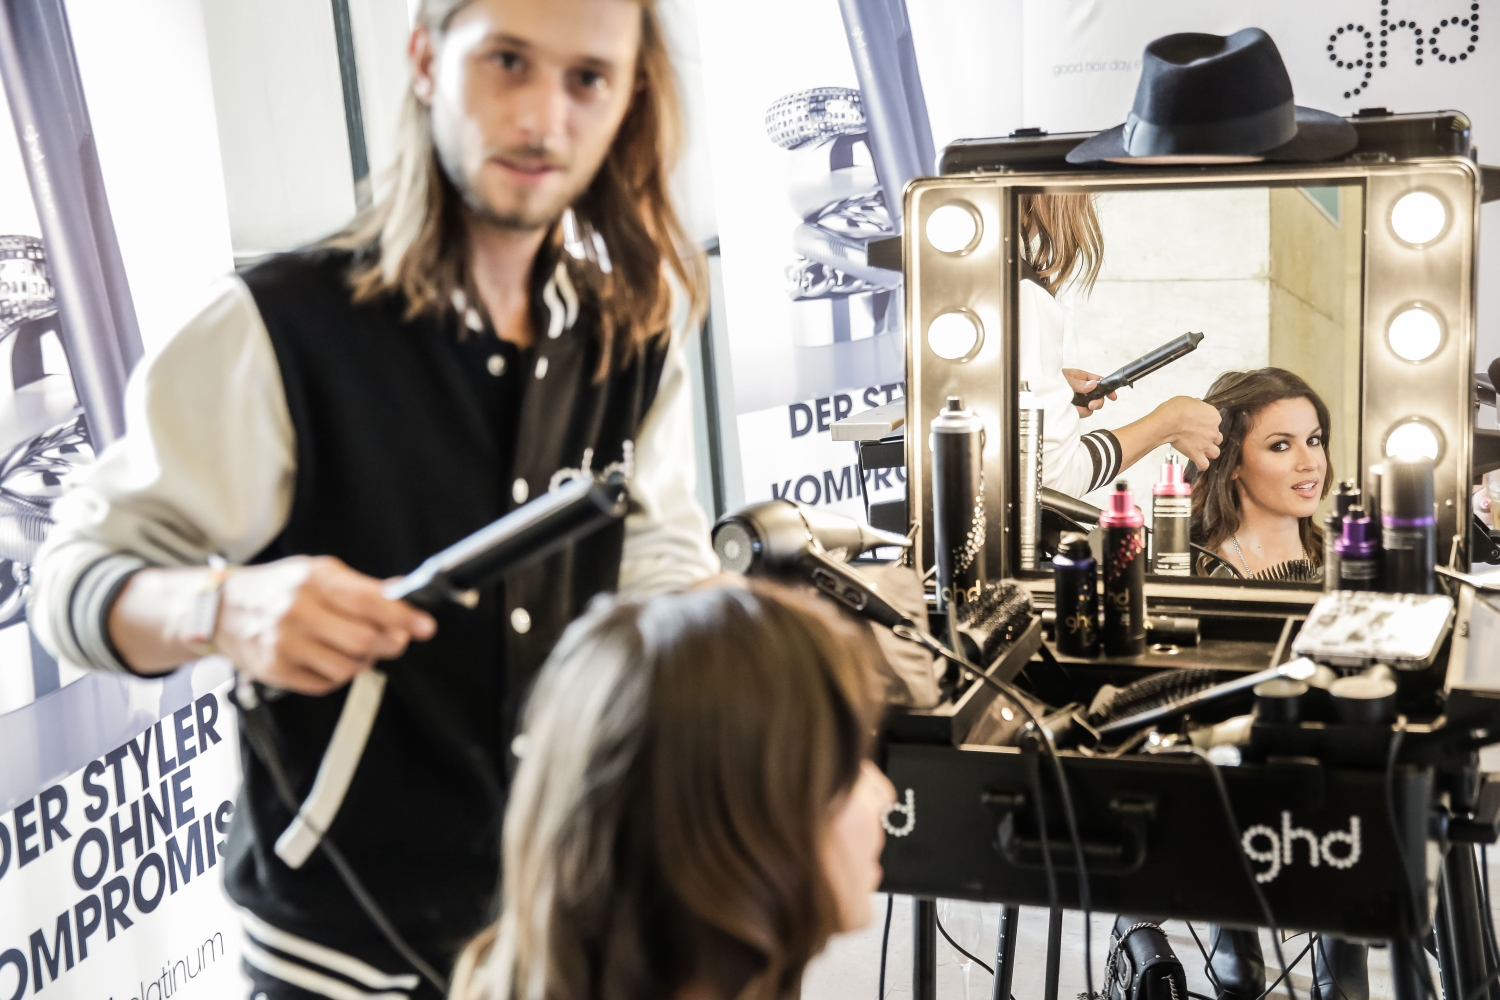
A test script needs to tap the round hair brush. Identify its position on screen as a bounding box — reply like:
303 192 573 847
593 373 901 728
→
1087 668 1220 729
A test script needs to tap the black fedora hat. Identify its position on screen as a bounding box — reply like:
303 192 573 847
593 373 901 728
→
1067 28 1358 165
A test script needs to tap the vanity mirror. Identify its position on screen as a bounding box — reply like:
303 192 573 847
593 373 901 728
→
905 155 1479 604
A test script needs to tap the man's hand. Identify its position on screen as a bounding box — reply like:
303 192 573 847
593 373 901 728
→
214 556 436 695
1151 396 1224 470
1062 368 1118 417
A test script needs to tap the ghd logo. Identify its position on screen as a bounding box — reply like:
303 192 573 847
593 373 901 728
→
1326 3 1482 101
1241 811 1362 883
883 788 916 837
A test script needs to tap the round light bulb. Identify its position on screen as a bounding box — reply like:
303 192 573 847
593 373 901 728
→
925 203 979 254
1384 420 1442 462
1386 306 1443 362
927 311 981 360
1390 191 1447 246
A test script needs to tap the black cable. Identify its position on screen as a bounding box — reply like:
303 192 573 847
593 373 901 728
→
916 623 1095 1000
235 684 451 994
877 893 892 1000
1176 747 1295 1000
1384 729 1440 1000
1462 965 1500 1000
1184 921 1223 996
936 913 994 976
1479 844 1500 988
1253 934 1317 1000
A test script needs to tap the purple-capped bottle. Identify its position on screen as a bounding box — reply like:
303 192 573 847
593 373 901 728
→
1335 506 1380 591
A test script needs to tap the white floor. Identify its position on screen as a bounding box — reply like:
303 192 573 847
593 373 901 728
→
804 895 1477 1000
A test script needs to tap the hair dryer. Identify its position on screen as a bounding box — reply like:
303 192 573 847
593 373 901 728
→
713 500 912 627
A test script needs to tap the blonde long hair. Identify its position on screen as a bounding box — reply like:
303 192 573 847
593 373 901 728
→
1017 193 1104 294
452 583 881 1000
333 0 705 380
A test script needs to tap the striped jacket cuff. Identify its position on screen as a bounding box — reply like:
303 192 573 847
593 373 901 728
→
1081 429 1124 494
68 553 148 674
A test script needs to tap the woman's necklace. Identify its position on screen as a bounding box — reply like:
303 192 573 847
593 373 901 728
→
1230 534 1254 576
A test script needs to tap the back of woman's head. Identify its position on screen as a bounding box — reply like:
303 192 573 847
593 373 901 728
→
457 581 882 1000
1018 193 1103 293
1188 366 1333 557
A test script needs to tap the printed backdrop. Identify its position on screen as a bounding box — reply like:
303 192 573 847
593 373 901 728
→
694 0 1500 524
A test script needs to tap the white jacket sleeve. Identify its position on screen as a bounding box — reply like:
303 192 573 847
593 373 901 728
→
616 326 720 597
1018 279 1122 500
28 276 296 670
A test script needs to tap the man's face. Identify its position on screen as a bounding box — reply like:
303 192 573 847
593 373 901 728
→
412 0 642 231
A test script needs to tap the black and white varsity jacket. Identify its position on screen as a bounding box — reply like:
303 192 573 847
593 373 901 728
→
30 247 718 997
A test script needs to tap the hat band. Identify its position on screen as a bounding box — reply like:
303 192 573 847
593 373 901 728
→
1122 99 1298 157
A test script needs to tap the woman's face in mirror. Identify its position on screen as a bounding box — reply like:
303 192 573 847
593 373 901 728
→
820 760 897 932
1231 396 1327 520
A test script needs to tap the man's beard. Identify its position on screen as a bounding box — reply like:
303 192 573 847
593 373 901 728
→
436 135 578 233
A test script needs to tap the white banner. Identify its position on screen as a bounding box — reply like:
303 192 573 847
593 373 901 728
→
695 0 1500 517
0 664 245 1000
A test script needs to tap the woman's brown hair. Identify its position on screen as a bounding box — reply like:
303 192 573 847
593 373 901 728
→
1017 193 1104 294
452 582 882 1000
1187 367 1334 564
332 0 705 380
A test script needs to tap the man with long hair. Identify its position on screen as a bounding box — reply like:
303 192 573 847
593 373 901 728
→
29 0 717 995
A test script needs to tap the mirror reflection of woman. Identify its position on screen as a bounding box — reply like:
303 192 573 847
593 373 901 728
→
1017 194 1223 499
1189 368 1332 581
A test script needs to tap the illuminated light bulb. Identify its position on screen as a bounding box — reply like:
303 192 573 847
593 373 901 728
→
1384 420 1442 462
1390 191 1447 245
927 311 981 360
925 203 980 254
1387 306 1443 362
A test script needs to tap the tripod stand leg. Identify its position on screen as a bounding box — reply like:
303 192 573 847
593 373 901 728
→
1391 938 1430 1000
1442 844 1493 1000
914 898 937 1000
993 905 1020 1000
1437 876 1461 1000
1045 907 1064 1000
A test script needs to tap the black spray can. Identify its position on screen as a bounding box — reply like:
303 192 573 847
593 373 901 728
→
1100 480 1145 656
930 396 985 611
1052 531 1099 656
1381 457 1436 594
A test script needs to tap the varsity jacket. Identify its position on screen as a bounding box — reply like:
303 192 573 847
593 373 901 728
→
29 247 718 998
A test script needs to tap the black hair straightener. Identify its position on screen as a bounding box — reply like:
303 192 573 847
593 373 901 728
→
1071 331 1204 407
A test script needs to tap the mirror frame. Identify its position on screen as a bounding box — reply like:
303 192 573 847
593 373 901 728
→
904 158 1480 608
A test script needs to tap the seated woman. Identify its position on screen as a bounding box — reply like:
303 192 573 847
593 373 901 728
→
1188 367 1332 581
451 581 896 1000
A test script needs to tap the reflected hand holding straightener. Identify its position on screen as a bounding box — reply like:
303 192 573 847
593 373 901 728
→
1070 331 1205 408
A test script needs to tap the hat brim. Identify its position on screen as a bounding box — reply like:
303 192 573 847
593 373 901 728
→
1065 106 1358 165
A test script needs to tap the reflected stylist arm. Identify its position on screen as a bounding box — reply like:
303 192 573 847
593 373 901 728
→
1111 395 1225 472
1018 194 1222 495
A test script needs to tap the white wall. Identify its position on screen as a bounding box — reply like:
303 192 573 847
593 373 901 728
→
660 0 718 245
66 0 235 352
1062 189 1274 513
350 0 418 202
197 0 358 257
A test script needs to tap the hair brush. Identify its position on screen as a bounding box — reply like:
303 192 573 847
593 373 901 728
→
953 580 1034 667
1086 668 1220 729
